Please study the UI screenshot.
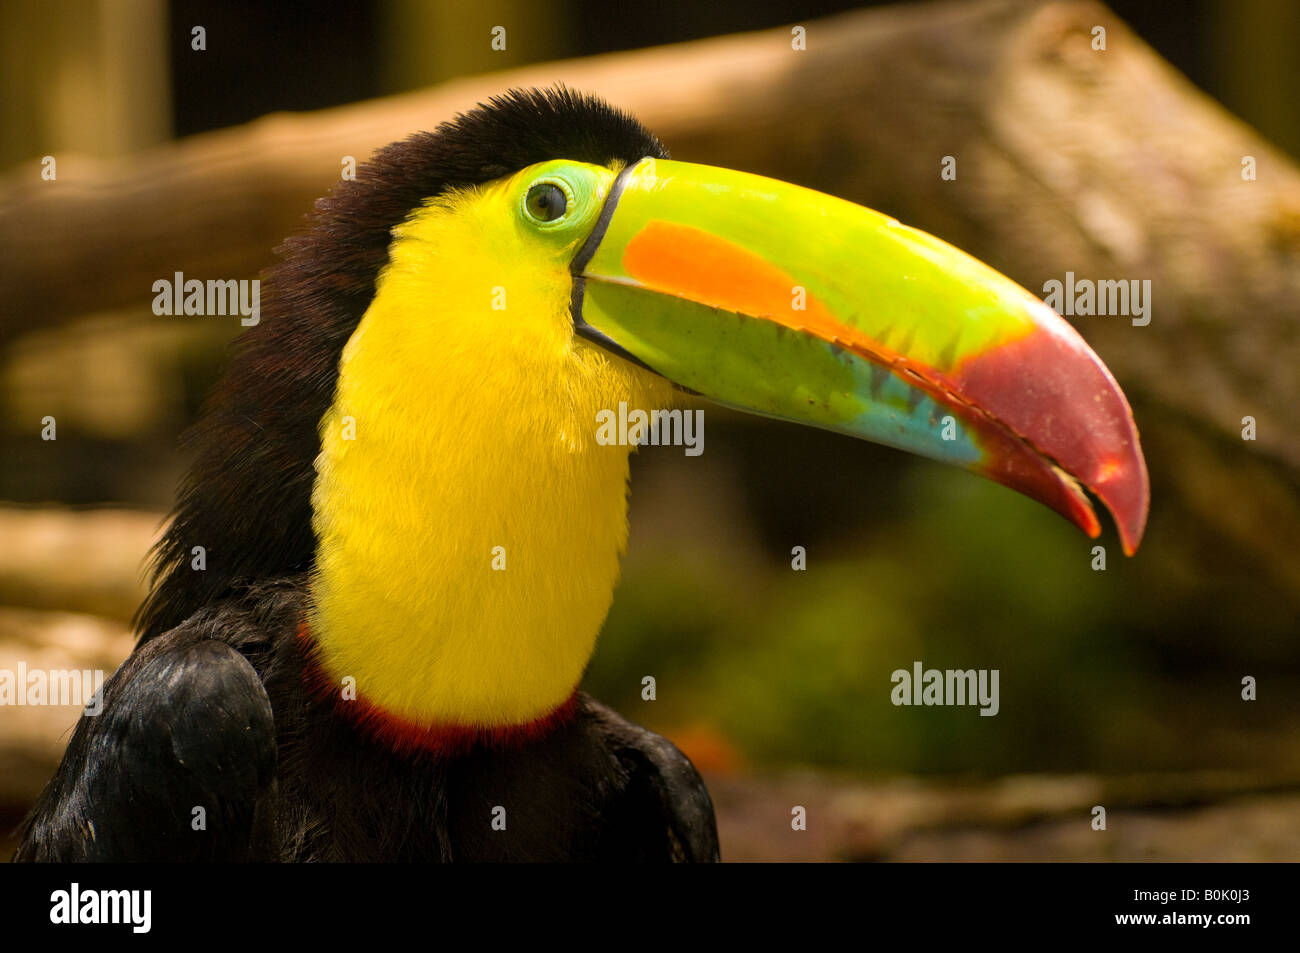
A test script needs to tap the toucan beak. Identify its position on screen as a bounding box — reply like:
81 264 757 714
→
571 158 1149 555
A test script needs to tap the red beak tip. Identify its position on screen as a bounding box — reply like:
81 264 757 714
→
1115 508 1148 558
1095 468 1150 558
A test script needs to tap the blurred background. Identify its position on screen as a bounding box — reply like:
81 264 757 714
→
2 0 1298 861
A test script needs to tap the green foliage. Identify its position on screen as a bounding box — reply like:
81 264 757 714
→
584 460 1295 776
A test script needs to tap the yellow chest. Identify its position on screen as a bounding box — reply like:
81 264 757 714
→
306 184 670 728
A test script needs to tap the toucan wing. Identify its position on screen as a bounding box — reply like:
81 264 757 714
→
13 623 277 862
583 696 720 862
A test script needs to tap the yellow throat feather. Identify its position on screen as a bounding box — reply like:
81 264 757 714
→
308 161 673 729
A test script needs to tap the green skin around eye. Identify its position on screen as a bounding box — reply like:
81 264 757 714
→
515 161 614 240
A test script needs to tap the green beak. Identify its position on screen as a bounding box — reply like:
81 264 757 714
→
571 158 1149 555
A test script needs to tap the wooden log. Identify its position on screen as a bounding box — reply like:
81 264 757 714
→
705 770 1300 861
0 507 160 621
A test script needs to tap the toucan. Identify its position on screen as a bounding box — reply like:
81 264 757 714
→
15 88 1147 862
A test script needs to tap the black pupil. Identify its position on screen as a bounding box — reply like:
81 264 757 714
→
527 183 566 222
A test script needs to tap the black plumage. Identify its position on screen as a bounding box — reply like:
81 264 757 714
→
15 89 718 862
18 582 716 861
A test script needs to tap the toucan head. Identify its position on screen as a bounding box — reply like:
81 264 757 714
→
370 92 1148 556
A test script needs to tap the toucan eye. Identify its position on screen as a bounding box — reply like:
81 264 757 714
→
525 182 568 223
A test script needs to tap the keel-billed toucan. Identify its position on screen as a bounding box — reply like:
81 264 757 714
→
16 88 1147 862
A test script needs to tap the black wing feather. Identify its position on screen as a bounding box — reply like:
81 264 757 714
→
583 697 721 862
14 627 277 862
